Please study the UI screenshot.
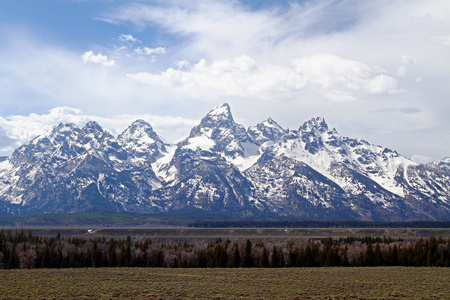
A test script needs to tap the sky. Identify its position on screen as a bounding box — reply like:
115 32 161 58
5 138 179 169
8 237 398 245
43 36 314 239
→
0 0 449 163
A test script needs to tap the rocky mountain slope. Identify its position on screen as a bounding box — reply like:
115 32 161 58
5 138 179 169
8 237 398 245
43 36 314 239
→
0 103 448 220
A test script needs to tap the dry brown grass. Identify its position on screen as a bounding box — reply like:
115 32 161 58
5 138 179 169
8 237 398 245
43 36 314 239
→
0 267 449 299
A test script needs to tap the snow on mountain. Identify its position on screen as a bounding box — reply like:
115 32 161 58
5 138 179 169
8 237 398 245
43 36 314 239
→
169 103 260 172
0 103 448 220
147 104 258 214
0 121 163 215
180 103 254 157
267 117 417 198
432 157 450 171
117 119 167 165
248 118 287 148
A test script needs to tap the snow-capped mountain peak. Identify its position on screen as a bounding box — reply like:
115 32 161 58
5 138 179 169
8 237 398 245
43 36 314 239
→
189 103 237 136
182 103 253 159
117 119 167 163
81 121 106 137
248 117 287 148
297 117 331 154
206 102 233 119
300 116 329 133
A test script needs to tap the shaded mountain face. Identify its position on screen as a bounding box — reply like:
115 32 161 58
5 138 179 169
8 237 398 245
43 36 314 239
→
0 122 163 215
0 103 448 220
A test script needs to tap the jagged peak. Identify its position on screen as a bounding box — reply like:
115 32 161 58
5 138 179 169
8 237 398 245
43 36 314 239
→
189 103 238 137
431 157 450 170
299 116 329 133
52 122 78 131
118 119 164 145
80 121 115 141
208 103 231 116
83 121 103 132
25 123 79 146
130 119 153 129
249 117 286 137
36 123 79 140
261 118 285 131
124 119 158 136
203 103 234 123
266 117 275 124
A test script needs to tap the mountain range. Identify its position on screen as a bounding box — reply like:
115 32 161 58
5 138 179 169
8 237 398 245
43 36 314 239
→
0 103 449 221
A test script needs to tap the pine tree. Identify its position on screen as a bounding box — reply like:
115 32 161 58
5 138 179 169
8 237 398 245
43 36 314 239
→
154 250 165 268
92 243 103 268
278 249 285 268
231 244 241 268
260 247 269 268
6 243 19 269
325 247 338 267
243 239 253 268
270 246 279 268
219 245 228 268
365 242 375 266
374 242 384 266
295 247 305 267
41 244 51 268
197 250 207 268
107 238 117 267
287 249 298 267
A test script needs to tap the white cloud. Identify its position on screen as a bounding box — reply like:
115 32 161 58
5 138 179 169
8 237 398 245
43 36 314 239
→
127 55 307 101
175 60 190 69
114 34 165 61
118 34 139 43
82 50 115 67
128 54 402 102
367 75 401 94
293 54 403 99
134 46 166 56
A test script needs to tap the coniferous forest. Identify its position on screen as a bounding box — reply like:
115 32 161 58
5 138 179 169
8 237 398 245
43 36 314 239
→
0 229 449 269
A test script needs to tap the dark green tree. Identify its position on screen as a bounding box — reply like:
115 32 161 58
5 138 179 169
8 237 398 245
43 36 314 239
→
270 246 279 268
108 241 118 267
231 243 241 268
243 239 253 268
197 250 207 268
6 243 19 269
365 242 375 266
374 242 384 266
260 246 269 268
278 249 286 268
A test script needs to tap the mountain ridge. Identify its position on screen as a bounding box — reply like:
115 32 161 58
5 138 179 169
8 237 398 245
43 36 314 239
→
0 103 448 220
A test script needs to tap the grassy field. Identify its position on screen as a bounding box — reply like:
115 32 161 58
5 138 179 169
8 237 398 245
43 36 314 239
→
0 267 448 299
5 227 450 241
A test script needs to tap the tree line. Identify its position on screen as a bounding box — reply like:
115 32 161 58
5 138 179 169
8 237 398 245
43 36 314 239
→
0 229 449 269
188 220 450 228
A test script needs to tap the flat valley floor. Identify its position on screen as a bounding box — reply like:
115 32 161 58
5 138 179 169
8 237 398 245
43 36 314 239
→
0 267 448 299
